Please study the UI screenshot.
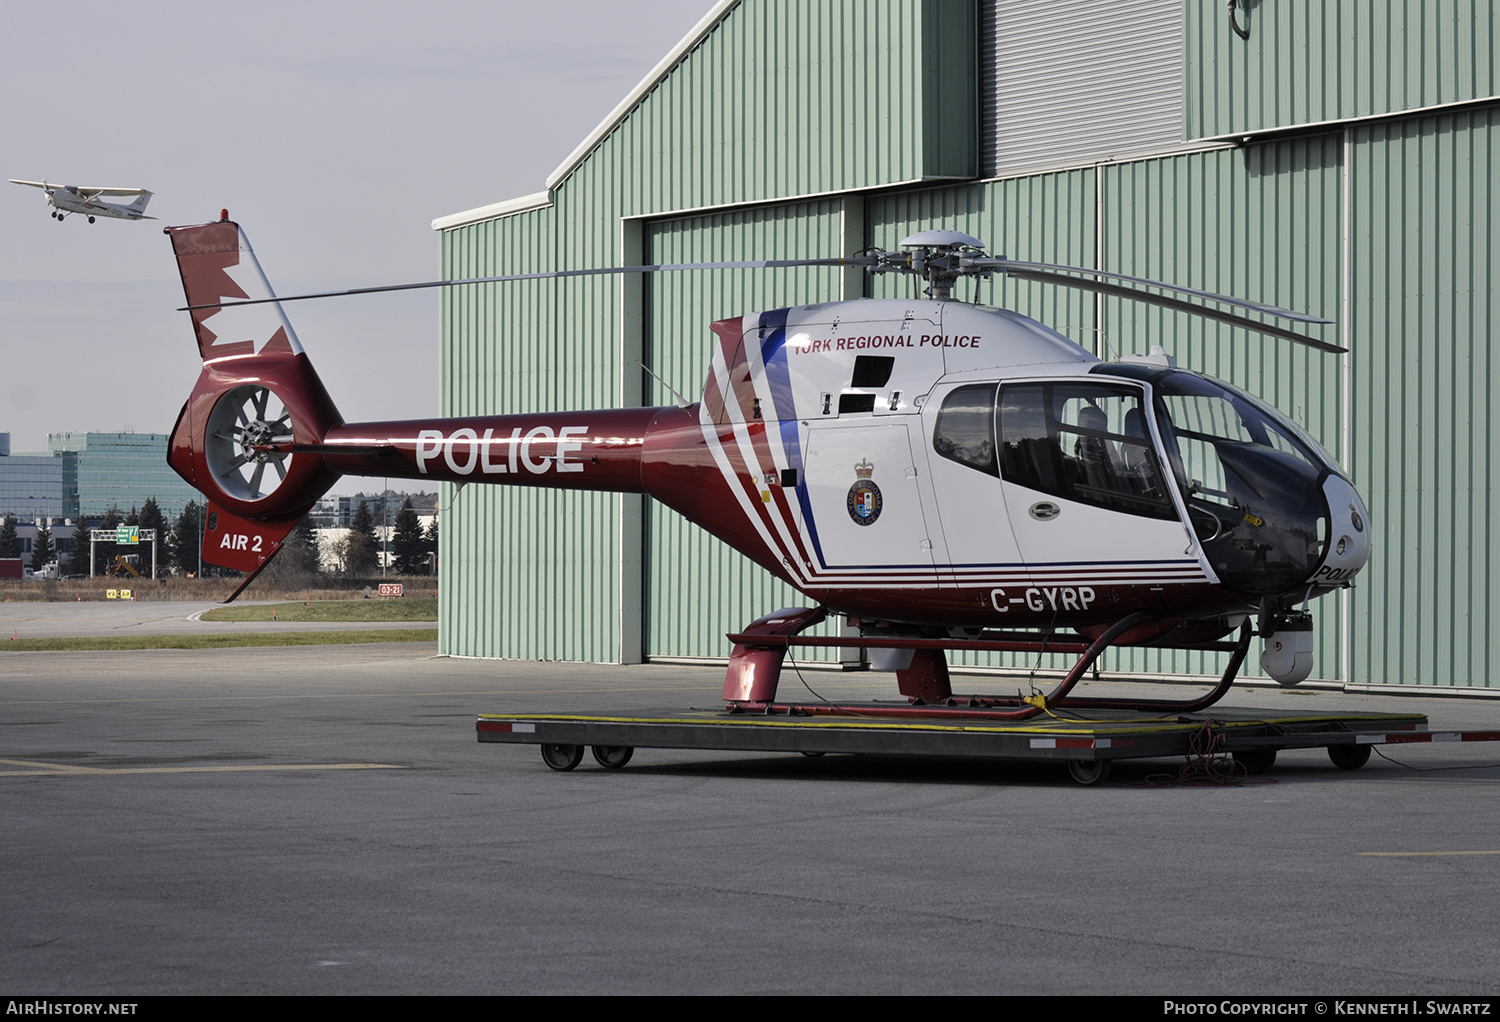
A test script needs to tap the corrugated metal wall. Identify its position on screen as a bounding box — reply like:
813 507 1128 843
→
439 205 630 660
1186 0 1500 139
573 0 975 218
1349 107 1500 689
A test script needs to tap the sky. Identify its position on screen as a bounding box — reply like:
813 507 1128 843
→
0 0 713 493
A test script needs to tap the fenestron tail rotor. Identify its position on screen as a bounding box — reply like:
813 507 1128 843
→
204 384 297 502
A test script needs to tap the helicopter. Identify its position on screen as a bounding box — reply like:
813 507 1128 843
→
161 214 1370 718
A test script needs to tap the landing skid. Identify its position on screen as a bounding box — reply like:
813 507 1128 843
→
721 608 1252 720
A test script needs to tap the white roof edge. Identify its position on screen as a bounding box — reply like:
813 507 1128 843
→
544 0 741 191
431 190 553 232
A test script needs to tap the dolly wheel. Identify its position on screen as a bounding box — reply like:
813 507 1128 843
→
1232 748 1278 775
540 744 584 771
591 745 634 769
1066 759 1113 786
1328 743 1372 771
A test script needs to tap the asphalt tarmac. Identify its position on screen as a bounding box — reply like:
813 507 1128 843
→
3 628 1500 995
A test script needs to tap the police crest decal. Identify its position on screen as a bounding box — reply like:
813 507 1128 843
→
845 458 882 526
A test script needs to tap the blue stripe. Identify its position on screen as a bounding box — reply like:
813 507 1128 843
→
757 309 826 569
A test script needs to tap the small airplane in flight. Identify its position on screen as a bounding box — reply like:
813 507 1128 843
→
9 179 154 223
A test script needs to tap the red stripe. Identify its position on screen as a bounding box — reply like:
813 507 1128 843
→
739 418 817 568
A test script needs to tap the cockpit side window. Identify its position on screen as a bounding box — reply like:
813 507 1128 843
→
998 382 1176 520
932 383 999 477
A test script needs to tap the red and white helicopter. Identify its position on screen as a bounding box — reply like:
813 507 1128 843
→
162 214 1369 718
10 179 155 223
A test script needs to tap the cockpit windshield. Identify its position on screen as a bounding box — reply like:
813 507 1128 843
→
1153 372 1331 595
1155 376 1321 500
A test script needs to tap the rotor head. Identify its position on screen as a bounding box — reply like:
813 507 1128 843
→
862 231 992 300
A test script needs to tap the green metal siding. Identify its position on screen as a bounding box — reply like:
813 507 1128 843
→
1349 107 1500 689
438 205 630 661
1186 0 1500 139
563 0 977 214
922 0 979 178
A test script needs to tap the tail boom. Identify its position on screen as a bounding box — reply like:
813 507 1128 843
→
310 408 661 492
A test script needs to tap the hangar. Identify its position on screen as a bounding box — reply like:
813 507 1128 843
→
431 0 1499 692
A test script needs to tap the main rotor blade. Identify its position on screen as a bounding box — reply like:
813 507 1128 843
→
983 259 1331 324
178 257 875 311
1006 270 1346 353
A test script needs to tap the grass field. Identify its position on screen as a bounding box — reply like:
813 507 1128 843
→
200 599 439 623
0 576 438 603
1 629 439 652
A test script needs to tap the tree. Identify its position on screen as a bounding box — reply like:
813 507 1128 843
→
138 497 168 578
424 514 439 575
346 499 378 576
66 519 92 576
0 516 17 559
327 533 351 575
30 524 54 572
283 514 322 576
391 498 426 575
169 501 201 576
98 507 121 571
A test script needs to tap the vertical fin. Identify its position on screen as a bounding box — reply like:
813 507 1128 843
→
165 220 304 363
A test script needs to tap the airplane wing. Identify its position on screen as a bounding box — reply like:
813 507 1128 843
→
9 180 149 197
75 186 151 198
